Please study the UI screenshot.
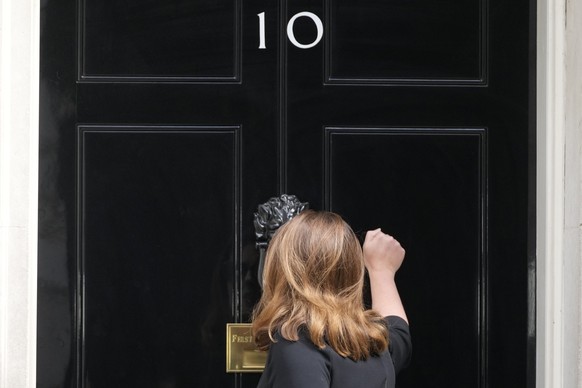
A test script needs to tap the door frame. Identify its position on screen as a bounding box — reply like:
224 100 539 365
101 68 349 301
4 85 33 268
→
0 0 579 386
536 0 582 386
0 0 39 386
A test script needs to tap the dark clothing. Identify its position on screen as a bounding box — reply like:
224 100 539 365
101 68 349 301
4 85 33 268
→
257 316 411 388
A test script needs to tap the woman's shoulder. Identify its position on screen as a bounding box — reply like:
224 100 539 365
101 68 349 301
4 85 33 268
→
259 331 331 387
384 315 412 374
384 315 409 331
269 330 329 361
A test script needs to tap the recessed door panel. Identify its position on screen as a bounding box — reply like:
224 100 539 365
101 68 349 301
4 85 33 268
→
326 0 486 84
79 126 239 387
325 128 485 387
80 0 241 81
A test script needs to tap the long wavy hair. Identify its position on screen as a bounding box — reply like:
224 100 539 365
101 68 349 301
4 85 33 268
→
251 210 388 360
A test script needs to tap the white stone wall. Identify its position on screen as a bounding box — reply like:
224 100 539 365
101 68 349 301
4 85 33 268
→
537 0 582 386
564 0 582 384
568 0 580 385
0 0 39 387
565 0 582 383
0 0 580 386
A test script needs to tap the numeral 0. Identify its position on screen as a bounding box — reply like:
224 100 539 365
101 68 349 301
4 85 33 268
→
257 11 324 50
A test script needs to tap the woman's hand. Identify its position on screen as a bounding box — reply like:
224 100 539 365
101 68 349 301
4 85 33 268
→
363 228 408 322
363 228 405 277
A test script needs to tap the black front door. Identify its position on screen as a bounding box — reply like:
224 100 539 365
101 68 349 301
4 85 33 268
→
38 0 535 387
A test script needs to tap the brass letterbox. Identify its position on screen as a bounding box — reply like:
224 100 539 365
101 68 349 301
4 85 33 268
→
226 324 267 373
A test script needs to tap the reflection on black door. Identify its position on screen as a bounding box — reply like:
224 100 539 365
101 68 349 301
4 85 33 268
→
38 0 535 387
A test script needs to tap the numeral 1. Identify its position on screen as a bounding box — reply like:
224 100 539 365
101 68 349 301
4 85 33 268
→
258 12 266 49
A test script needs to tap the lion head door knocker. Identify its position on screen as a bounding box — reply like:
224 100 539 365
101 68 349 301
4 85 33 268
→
253 194 309 288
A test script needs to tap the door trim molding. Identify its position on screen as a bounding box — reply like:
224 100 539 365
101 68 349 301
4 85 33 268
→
536 0 582 386
0 0 39 387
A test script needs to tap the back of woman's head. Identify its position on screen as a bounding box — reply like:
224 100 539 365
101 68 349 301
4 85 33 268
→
252 210 388 360
264 210 363 302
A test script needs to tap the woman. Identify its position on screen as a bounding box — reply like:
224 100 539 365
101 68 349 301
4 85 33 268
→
252 210 411 388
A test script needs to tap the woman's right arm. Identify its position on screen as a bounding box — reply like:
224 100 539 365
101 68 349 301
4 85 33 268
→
362 229 408 323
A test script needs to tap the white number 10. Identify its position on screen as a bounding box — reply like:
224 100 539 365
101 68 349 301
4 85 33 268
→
257 11 324 50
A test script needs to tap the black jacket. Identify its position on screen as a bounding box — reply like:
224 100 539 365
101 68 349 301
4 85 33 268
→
257 316 412 388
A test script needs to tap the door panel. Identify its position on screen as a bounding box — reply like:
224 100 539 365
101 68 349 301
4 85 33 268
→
80 0 241 80
326 0 485 84
325 128 485 387
39 0 534 387
80 127 238 387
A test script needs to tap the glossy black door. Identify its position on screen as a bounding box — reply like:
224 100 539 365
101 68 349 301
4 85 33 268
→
38 0 535 387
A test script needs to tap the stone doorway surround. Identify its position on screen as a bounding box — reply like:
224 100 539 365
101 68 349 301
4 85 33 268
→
0 0 580 386
537 0 582 386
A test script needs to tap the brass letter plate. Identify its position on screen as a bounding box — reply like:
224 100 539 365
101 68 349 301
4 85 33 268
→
226 323 267 373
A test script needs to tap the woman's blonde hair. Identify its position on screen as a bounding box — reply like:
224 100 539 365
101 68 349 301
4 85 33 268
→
251 210 388 360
